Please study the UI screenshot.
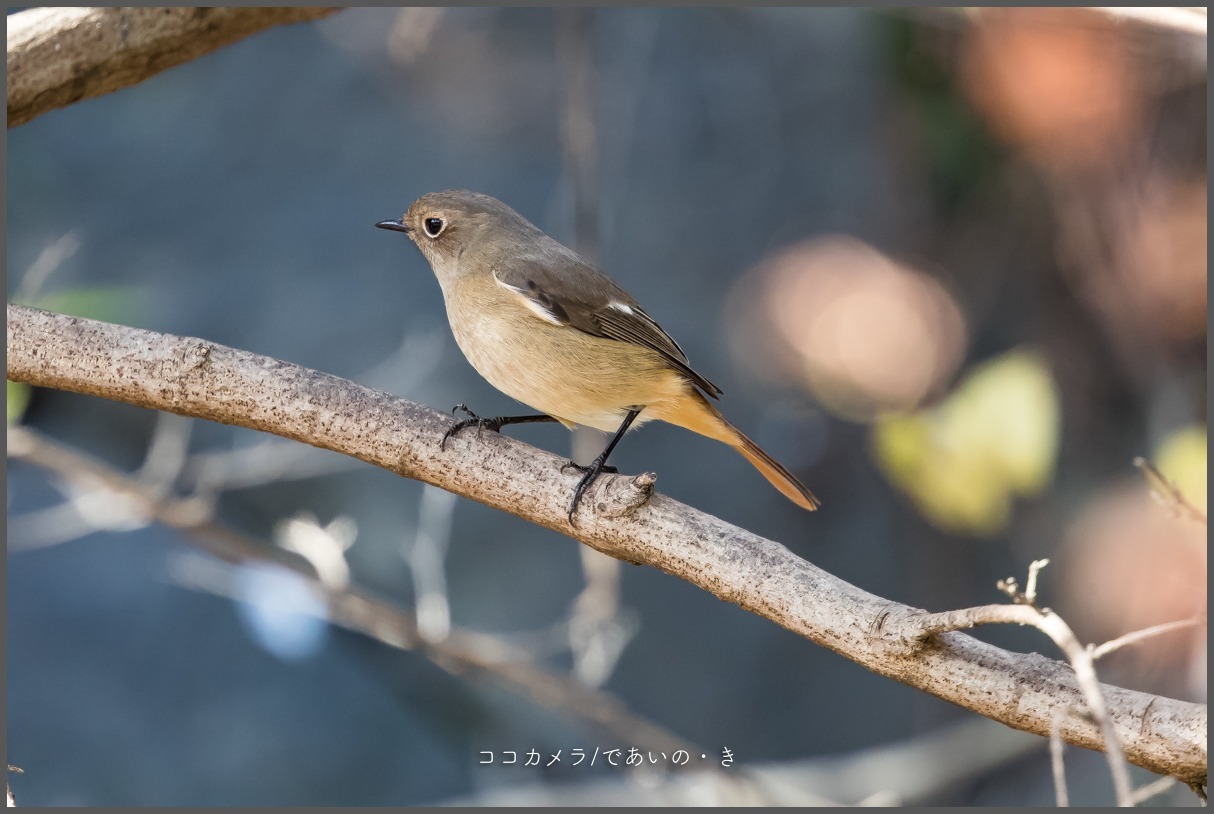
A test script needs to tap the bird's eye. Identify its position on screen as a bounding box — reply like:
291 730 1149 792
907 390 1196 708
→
423 217 445 238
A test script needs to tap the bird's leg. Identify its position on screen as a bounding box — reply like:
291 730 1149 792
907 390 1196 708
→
563 409 642 525
440 404 558 451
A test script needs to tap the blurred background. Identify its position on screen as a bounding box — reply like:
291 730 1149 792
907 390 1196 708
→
6 7 1206 806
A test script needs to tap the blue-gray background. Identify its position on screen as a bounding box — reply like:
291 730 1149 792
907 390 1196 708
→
7 8 1205 806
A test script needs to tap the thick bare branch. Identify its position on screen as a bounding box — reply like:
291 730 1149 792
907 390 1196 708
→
5 304 1207 786
7 7 340 129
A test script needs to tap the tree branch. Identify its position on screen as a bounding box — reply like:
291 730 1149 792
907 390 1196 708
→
1091 618 1206 661
906 560 1134 806
6 304 1207 786
1134 456 1208 526
1089 6 1207 36
6 7 340 129
7 423 700 759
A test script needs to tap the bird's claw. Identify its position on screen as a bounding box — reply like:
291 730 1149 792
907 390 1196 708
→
440 404 502 451
562 459 619 525
561 460 618 476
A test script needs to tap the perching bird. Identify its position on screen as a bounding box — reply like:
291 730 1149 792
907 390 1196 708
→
377 190 819 522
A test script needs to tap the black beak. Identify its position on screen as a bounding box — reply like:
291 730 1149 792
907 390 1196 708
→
375 218 411 234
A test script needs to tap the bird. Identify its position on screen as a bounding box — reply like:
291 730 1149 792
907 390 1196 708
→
376 190 819 522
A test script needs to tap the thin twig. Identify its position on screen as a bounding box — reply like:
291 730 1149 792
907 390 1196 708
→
10 231 80 305
1024 558 1048 605
1091 6 1207 36
405 485 457 643
183 440 363 495
1134 457 1207 525
962 6 1208 37
137 412 193 496
1129 774 1178 806
1050 709 1070 807
1090 617 1205 661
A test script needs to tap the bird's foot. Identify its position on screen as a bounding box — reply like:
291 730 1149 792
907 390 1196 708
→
561 458 620 525
440 404 504 451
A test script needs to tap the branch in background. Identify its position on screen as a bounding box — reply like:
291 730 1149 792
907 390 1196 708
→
1049 710 1070 807
954 6 1209 38
6 7 341 129
557 7 600 261
555 8 637 690
1089 6 1208 36
6 304 1206 787
6 765 22 808
7 424 698 759
1134 457 1208 526
1129 775 1181 806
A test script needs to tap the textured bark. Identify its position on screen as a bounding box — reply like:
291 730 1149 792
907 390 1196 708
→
7 7 339 128
6 304 1207 786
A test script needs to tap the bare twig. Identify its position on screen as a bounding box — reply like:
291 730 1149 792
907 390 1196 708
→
1090 6 1207 36
910 563 1135 805
557 7 600 261
996 557 1050 606
1090 617 1206 661
569 541 636 688
1050 709 1070 807
7 7 341 128
405 484 457 642
960 6 1208 37
10 231 80 305
5 305 1207 786
183 440 362 497
1130 774 1178 806
7 424 698 757
1134 457 1207 525
275 514 354 593
137 412 193 495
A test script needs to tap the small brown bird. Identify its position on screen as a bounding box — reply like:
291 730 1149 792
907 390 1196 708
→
377 190 819 521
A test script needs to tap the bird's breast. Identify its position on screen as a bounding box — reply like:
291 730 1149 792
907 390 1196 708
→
442 276 689 432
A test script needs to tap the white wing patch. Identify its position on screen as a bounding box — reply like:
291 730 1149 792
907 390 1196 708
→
609 302 634 315
493 272 566 326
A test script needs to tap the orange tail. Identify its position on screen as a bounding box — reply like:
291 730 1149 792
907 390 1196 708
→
651 391 820 511
731 424 821 511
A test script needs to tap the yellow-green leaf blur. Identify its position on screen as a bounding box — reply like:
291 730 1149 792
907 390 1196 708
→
871 349 1060 536
7 380 31 426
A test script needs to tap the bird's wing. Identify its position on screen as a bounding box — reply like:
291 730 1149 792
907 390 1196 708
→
493 259 723 399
